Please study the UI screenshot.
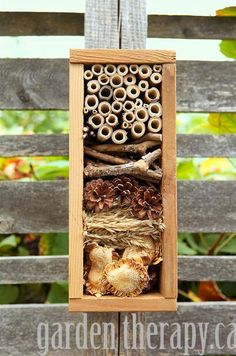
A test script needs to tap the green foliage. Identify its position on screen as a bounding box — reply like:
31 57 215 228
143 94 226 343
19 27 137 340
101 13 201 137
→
47 283 68 303
216 7 236 60
0 111 69 134
177 159 201 180
0 285 19 304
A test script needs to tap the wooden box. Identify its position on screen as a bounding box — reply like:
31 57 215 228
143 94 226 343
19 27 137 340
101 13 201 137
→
69 49 177 312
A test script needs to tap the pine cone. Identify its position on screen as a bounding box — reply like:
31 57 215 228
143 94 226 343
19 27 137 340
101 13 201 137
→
131 186 162 220
112 176 139 206
84 178 115 213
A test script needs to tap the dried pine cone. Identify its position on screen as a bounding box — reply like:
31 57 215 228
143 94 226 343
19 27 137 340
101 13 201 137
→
112 176 139 206
84 178 115 213
131 186 162 220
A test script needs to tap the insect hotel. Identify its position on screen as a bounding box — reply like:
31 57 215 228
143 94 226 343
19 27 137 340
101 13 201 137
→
69 49 177 311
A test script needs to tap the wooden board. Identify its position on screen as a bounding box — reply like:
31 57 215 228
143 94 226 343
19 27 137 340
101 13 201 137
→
70 49 176 64
160 63 177 298
0 59 235 111
1 13 236 40
0 180 235 233
0 134 235 157
1 255 236 284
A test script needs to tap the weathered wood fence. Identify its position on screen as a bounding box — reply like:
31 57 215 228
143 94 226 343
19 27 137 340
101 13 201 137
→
0 1 236 354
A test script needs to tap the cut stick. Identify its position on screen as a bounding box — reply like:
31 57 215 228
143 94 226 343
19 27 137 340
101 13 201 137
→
84 149 162 182
133 133 162 144
91 141 159 155
84 146 129 165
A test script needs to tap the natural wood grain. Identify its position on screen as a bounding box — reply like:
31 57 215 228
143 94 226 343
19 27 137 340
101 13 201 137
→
0 181 234 233
70 49 176 64
0 13 236 39
0 12 84 36
70 295 177 312
160 64 177 298
119 302 236 355
0 134 236 157
0 304 119 355
120 0 147 49
2 256 236 284
85 0 119 48
148 15 236 39
69 63 84 298
0 59 235 111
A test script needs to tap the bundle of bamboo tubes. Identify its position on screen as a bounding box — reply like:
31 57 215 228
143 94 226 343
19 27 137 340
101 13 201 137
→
83 64 163 144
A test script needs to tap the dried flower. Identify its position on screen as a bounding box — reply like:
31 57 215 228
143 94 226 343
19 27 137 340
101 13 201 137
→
84 178 115 213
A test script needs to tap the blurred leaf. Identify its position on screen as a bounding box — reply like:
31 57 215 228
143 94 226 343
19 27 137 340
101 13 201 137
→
51 233 68 255
0 285 19 304
216 7 236 16
178 240 197 255
198 281 228 301
18 246 29 256
39 234 53 255
34 160 69 180
200 158 235 178
0 235 20 249
47 282 68 303
177 159 201 180
219 40 236 60
208 113 236 133
217 282 236 298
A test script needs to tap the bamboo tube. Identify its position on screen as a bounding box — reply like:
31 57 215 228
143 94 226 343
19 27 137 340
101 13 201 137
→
123 100 135 112
153 64 162 73
84 69 93 81
87 80 100 94
112 101 123 114
110 74 123 88
98 73 109 85
150 73 162 85
92 109 97 114
85 94 99 111
97 124 113 142
124 74 136 86
135 98 143 108
117 64 128 76
88 114 105 130
131 121 146 139
112 129 128 145
138 80 149 92
144 87 160 103
104 64 116 76
91 64 103 76
98 101 111 117
84 107 89 114
106 113 119 128
113 87 126 102
148 102 162 118
129 64 139 75
143 103 149 108
135 107 149 123
121 121 129 129
126 85 140 99
139 65 152 79
98 85 113 101
123 111 135 124
147 117 162 133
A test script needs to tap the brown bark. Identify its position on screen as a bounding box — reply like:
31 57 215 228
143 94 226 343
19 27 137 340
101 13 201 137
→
84 146 129 165
91 140 160 155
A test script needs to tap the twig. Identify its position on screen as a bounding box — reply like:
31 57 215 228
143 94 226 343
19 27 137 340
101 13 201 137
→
133 133 162 144
84 146 129 165
91 141 160 155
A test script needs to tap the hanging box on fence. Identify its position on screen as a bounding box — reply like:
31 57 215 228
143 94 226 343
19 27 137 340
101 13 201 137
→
69 49 177 312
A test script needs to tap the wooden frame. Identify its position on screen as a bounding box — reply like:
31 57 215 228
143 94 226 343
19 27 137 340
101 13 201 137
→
69 49 177 312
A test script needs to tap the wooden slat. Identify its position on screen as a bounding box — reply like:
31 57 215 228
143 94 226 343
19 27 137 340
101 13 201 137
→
0 12 236 39
85 0 119 48
120 0 147 49
70 49 175 64
1 256 236 284
0 12 84 36
0 304 119 355
0 59 235 111
119 302 236 355
0 181 234 233
148 15 236 39
0 303 235 354
0 134 236 158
